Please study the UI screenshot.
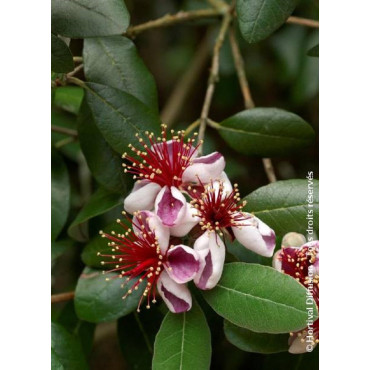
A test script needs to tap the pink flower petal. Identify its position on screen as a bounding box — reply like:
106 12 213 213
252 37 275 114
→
157 270 192 313
132 211 170 254
169 203 200 237
155 186 186 227
194 232 225 290
124 181 162 214
182 152 225 183
165 245 200 284
232 213 276 257
272 249 283 272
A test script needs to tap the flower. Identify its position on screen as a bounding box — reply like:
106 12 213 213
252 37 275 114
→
98 211 200 313
273 233 319 354
189 177 276 289
122 125 225 236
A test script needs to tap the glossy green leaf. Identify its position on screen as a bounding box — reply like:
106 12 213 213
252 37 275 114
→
51 0 130 38
224 320 289 354
78 99 127 193
118 308 164 370
152 301 212 370
68 187 123 242
307 44 319 57
236 0 298 43
74 267 144 323
51 322 89 370
244 179 319 237
54 87 84 115
218 108 315 157
51 34 74 73
51 348 64 370
84 36 158 112
202 263 317 333
85 83 161 154
51 150 70 241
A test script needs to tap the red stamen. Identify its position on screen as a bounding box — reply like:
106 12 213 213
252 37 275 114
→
122 124 201 188
98 211 169 312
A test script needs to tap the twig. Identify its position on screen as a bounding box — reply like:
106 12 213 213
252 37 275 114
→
51 125 78 137
66 76 86 88
51 291 75 304
229 26 254 109
54 136 77 148
184 119 200 136
228 24 277 182
125 8 223 37
286 16 319 28
73 56 83 63
161 32 211 127
125 9 318 38
67 63 84 78
198 12 232 153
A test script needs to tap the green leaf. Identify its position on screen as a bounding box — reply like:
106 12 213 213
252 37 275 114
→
244 179 319 237
74 267 144 323
218 108 315 157
68 187 123 242
85 82 161 154
51 34 74 73
152 301 212 370
81 221 122 269
51 150 70 241
224 320 289 354
202 263 317 334
307 44 319 57
51 322 89 370
83 36 158 112
118 308 164 370
51 0 130 38
236 0 298 43
54 87 84 115
78 99 127 193
51 348 64 370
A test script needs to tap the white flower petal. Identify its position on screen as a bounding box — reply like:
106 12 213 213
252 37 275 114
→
170 203 200 237
157 270 192 313
193 231 225 290
124 181 161 214
232 213 276 257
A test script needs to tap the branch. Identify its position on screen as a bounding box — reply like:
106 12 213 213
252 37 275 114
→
286 16 319 28
51 125 78 137
161 32 211 127
125 8 223 37
51 291 75 304
198 12 232 153
228 23 277 183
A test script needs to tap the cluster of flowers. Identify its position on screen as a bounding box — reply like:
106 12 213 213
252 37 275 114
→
99 125 276 313
98 125 319 353
273 232 319 353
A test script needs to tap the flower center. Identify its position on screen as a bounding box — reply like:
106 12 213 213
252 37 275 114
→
98 212 166 312
122 124 200 188
189 181 248 236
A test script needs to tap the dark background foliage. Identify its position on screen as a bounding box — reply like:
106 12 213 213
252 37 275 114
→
52 0 318 369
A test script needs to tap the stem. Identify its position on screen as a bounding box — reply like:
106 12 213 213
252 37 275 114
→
67 63 84 78
125 8 223 37
161 32 211 127
286 16 319 28
54 137 77 148
73 56 83 63
66 76 86 88
51 125 78 137
51 291 75 304
229 26 254 109
184 120 200 136
198 12 232 153
125 9 318 38
228 23 277 182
